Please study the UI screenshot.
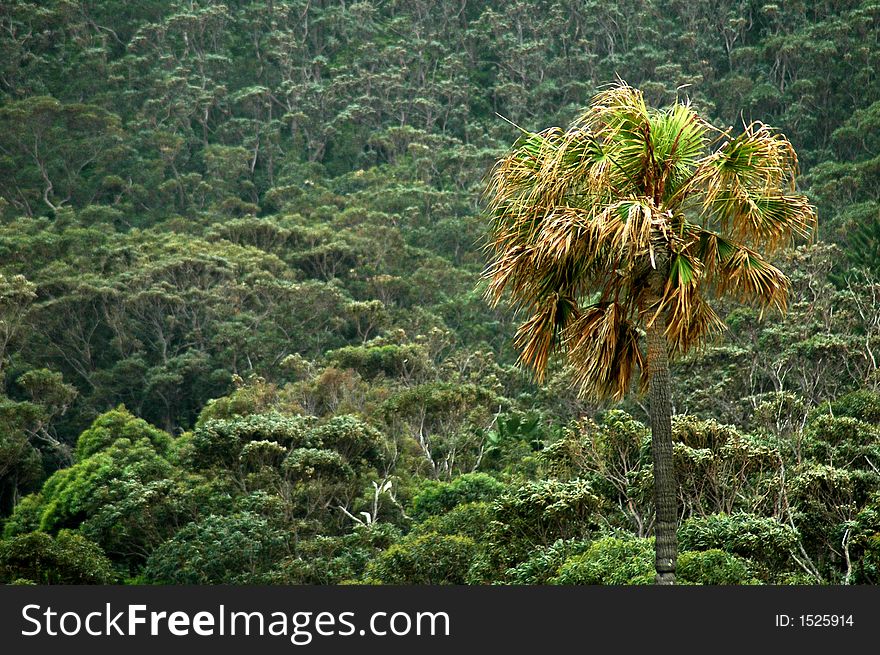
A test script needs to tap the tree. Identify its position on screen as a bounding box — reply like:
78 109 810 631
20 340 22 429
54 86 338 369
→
0 530 116 585
0 97 124 215
0 273 36 388
483 82 815 583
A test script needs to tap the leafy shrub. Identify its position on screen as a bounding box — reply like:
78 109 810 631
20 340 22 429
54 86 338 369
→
190 413 317 469
239 440 288 471
678 513 797 571
671 417 781 515
851 495 880 584
310 415 384 470
486 479 601 569
366 532 478 584
267 524 401 584
194 379 281 425
0 530 116 584
540 410 649 480
283 448 353 480
552 537 654 585
504 538 592 584
144 512 288 584
410 472 505 519
677 550 759 585
327 344 426 381
803 414 880 466
79 475 237 575
414 502 491 540
672 415 743 450
2 494 43 538
75 406 171 461
812 390 880 424
6 438 174 535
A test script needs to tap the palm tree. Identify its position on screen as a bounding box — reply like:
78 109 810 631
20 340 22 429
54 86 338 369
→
482 82 815 584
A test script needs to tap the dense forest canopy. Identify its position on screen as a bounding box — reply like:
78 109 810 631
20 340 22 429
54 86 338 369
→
0 0 878 585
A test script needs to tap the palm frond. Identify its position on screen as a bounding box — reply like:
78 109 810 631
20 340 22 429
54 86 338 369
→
649 102 709 203
564 302 644 400
700 233 789 313
710 187 816 252
594 199 659 257
692 227 789 313
694 120 816 249
531 206 598 265
664 285 726 354
513 292 579 381
719 247 789 314
482 242 538 308
482 80 811 396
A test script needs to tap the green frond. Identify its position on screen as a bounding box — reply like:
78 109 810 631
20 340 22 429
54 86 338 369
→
694 120 816 250
708 120 797 188
668 250 701 287
688 225 789 312
655 248 724 354
690 226 736 280
711 188 816 252
648 102 709 202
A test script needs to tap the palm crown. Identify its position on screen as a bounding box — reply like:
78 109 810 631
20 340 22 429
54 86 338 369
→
483 82 816 399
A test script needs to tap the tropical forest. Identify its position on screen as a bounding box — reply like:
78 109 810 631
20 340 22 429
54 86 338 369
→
1 0 879 586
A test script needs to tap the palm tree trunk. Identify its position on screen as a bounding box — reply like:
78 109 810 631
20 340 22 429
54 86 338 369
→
646 274 678 585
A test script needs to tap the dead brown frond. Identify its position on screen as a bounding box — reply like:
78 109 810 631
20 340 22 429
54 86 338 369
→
564 302 644 400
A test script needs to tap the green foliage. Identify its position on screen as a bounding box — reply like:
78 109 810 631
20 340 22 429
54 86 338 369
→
414 502 492 542
481 409 549 471
504 538 593 585
0 530 116 584
486 479 602 569
194 379 282 424
678 514 798 573
310 415 384 471
327 344 426 381
851 494 880 584
819 390 880 425
0 401 44 512
410 473 505 520
0 97 124 215
6 426 173 537
0 0 878 587
803 414 880 468
143 512 289 584
676 550 759 586
283 448 353 481
2 494 43 538
672 416 785 517
540 411 652 534
366 532 479 585
80 474 236 575
384 382 503 478
266 524 401 585
76 406 171 460
190 414 317 469
552 537 655 585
